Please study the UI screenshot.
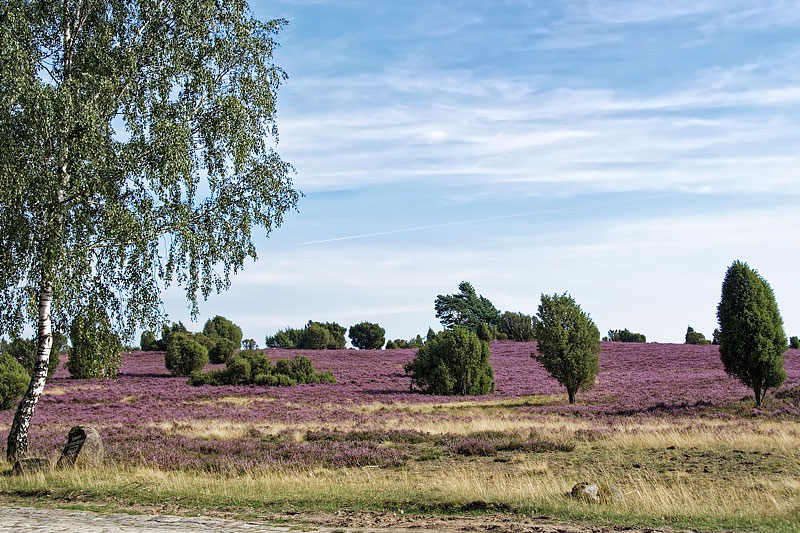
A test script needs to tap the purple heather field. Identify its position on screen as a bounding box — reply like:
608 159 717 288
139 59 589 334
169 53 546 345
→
2 342 798 471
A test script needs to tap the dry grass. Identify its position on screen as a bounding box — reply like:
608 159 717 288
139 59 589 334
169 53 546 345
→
187 396 276 407
348 395 565 414
43 384 105 396
2 462 797 528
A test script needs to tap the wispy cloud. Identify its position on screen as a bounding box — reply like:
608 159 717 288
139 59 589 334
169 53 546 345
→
278 62 800 195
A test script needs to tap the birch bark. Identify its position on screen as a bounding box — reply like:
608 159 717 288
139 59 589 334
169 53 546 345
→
6 283 54 463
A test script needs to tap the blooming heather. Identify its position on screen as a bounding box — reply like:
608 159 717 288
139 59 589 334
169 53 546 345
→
1 342 797 470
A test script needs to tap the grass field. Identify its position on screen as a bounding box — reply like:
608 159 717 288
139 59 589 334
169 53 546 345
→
2 341 799 531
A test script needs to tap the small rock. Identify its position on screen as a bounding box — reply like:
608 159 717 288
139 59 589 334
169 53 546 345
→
11 457 52 476
570 481 622 503
56 426 103 468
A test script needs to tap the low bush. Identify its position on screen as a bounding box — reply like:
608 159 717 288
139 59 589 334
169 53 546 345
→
790 336 799 349
265 327 303 349
606 328 646 343
476 322 501 342
499 312 535 342
224 357 251 384
266 321 347 350
158 322 188 350
254 372 296 387
404 327 494 395
385 339 408 349
239 349 273 376
165 333 209 376
386 335 424 350
189 353 335 387
208 337 237 364
193 332 217 353
0 355 30 410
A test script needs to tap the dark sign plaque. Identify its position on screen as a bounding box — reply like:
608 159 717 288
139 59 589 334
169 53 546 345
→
56 427 87 467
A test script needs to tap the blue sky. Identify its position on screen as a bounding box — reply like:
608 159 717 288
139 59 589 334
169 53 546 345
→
165 0 800 345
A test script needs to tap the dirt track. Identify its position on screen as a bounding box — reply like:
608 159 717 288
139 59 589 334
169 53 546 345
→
0 505 698 532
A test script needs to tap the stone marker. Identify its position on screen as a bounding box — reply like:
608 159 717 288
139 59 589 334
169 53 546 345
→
56 426 104 468
11 457 52 476
570 481 622 503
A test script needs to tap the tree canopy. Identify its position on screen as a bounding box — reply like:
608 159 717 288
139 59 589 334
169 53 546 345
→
348 321 386 350
1 1 298 461
532 293 600 404
717 261 786 407
434 281 501 332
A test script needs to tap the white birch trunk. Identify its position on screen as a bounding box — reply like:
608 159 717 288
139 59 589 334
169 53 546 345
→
6 282 54 463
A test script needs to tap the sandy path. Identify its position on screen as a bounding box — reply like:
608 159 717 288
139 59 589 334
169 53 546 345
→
0 505 696 532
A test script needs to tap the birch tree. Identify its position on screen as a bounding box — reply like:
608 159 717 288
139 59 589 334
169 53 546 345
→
0 0 299 462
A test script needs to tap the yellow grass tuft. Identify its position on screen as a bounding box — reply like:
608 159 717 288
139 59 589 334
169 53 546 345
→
44 384 105 396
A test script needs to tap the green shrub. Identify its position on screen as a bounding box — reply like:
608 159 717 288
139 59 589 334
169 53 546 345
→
303 321 346 349
385 335 424 350
254 372 297 387
404 327 494 395
189 352 335 387
140 330 159 351
499 312 535 342
158 322 188 350
300 323 332 350
0 355 30 410
685 326 711 345
165 332 209 376
203 315 243 348
349 321 386 349
266 321 346 350
238 350 273 376
476 322 496 342
533 292 600 405
607 328 646 343
191 332 217 355
68 310 123 379
224 357 251 384
242 338 257 350
265 327 303 348
208 337 236 364
276 355 317 383
790 336 799 350
6 336 60 379
188 369 227 386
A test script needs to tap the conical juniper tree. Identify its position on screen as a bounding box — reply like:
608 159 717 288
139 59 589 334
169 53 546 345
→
532 293 600 404
717 261 787 407
0 1 299 462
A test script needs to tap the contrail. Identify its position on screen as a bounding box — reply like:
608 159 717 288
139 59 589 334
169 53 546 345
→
295 193 675 246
